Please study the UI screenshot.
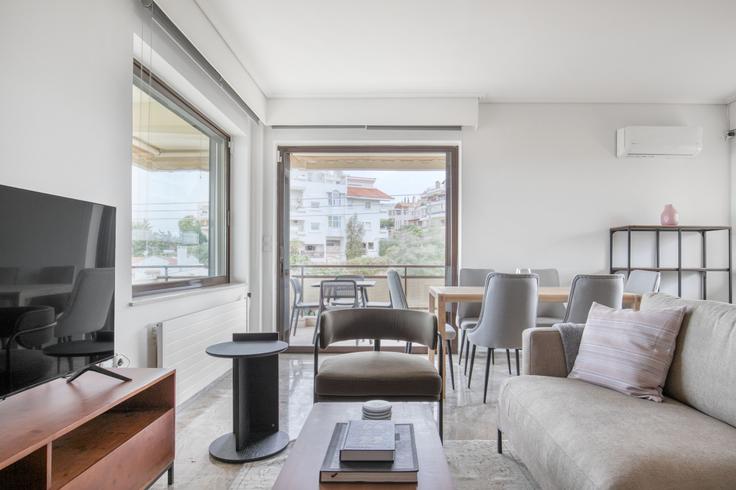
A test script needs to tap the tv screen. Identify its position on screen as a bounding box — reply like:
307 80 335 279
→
0 185 115 398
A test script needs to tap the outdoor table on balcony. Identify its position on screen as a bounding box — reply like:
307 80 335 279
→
310 280 376 306
427 286 642 397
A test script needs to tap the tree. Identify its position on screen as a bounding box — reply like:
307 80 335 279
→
378 224 444 273
345 214 365 260
178 215 209 265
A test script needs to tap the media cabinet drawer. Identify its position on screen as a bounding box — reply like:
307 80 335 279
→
54 408 175 489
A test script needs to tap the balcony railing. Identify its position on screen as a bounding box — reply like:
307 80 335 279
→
132 264 208 283
290 263 445 310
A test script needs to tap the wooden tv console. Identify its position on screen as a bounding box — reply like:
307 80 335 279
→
0 368 175 489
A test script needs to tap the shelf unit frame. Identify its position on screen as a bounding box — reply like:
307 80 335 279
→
609 225 732 302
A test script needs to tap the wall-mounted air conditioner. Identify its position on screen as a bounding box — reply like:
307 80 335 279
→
616 126 703 158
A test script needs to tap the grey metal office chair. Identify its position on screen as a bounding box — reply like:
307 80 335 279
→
624 270 661 295
563 274 624 323
42 268 115 367
467 273 538 402
314 308 444 440
289 277 319 336
530 268 566 327
457 268 494 370
313 280 359 345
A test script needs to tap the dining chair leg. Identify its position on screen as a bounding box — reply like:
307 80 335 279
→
446 339 455 390
515 349 520 376
405 342 413 354
491 348 495 365
464 338 471 375
458 329 465 366
467 345 477 388
506 349 512 375
483 348 492 403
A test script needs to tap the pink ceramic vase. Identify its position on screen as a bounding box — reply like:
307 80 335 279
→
660 204 679 226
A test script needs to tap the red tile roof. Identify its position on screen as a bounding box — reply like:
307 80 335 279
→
347 186 392 200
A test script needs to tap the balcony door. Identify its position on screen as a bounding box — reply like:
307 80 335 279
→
277 146 459 352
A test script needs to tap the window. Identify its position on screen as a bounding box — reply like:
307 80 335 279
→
328 216 341 229
367 242 375 250
365 201 371 209
132 64 229 295
310 200 320 209
310 222 320 231
328 191 342 207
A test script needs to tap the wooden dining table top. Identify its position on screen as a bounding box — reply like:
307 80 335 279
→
429 285 641 305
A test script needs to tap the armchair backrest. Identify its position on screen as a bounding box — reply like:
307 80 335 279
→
319 308 437 349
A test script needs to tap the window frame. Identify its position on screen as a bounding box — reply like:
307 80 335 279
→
132 61 231 297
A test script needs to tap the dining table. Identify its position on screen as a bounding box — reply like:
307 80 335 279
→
427 285 642 397
310 280 376 305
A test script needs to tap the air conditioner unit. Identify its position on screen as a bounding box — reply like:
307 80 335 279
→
616 126 703 158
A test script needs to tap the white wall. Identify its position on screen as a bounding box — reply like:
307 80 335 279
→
254 104 732 329
462 103 732 300
0 0 258 368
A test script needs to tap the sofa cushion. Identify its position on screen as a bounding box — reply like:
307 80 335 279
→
569 302 686 402
641 294 736 427
315 351 441 398
498 376 736 490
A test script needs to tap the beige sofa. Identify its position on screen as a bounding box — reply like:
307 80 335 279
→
497 293 736 490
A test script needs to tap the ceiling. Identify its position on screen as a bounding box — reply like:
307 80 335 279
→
194 0 736 104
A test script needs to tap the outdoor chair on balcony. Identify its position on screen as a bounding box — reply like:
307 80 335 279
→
289 277 319 337
387 269 456 389
313 280 359 345
332 275 366 306
314 308 444 440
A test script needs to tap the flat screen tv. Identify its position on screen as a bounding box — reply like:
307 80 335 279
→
0 184 116 398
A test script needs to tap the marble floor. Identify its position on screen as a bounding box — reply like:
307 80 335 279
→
151 352 538 489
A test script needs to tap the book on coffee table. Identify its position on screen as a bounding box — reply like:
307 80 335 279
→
320 423 418 483
340 420 395 461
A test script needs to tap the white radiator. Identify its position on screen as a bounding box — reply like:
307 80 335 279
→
154 299 247 405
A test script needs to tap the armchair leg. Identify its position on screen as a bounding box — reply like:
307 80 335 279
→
506 349 512 375
446 339 455 390
467 345 476 388
483 348 492 403
497 429 503 454
438 398 444 443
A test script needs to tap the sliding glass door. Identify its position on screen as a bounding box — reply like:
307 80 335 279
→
277 146 458 351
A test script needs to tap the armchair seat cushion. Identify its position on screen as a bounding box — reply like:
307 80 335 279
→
315 351 441 398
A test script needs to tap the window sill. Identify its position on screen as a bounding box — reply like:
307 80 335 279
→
128 282 247 307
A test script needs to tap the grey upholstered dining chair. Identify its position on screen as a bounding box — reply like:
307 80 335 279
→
289 277 319 336
456 267 494 370
530 268 566 327
313 279 359 344
313 308 444 439
467 273 538 402
624 270 661 295
387 269 456 389
562 274 624 323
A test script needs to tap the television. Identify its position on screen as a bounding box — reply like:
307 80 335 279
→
0 184 116 398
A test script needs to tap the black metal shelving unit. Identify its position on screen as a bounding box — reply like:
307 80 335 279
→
609 225 732 302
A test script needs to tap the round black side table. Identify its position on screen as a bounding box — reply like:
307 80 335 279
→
206 334 289 463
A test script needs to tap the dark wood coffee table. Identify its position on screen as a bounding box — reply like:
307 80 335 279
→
273 402 453 489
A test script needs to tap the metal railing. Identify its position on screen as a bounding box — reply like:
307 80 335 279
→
132 264 208 282
290 263 445 303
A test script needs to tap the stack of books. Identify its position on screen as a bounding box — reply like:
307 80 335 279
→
320 420 419 483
